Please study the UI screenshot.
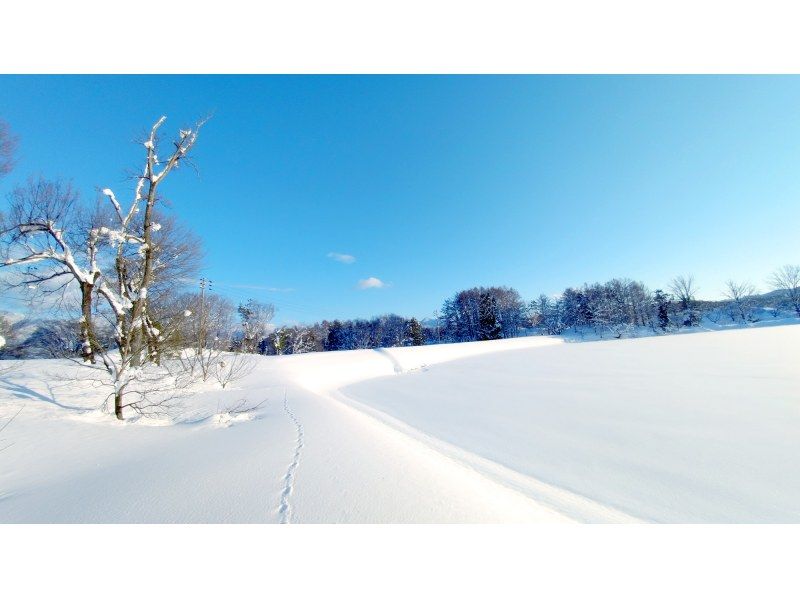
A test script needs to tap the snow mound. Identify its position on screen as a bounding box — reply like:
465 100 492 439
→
279 335 563 394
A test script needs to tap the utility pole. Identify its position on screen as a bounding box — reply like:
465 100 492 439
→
199 277 214 305
199 278 213 349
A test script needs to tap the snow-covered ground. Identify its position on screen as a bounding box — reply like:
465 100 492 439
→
1 325 798 523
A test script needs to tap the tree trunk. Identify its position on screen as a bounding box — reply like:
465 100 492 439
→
80 282 96 364
145 317 160 365
114 391 124 420
129 316 144 367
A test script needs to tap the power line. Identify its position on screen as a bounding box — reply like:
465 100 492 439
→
188 275 347 319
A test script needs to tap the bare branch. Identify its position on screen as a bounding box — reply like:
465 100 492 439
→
768 265 800 317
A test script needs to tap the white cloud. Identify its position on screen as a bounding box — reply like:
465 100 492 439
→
327 252 356 264
357 277 387 290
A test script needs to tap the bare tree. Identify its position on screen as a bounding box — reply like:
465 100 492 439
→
133 215 204 361
669 274 700 327
723 280 757 322
706 307 725 324
179 293 236 382
1 177 99 362
432 309 441 343
0 116 207 419
174 292 257 391
237 298 274 353
212 351 256 389
85 116 207 418
768 265 800 317
669 275 697 310
0 119 17 179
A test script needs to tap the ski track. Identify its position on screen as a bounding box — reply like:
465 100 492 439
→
373 347 405 373
327 347 640 523
278 387 304 524
327 388 640 523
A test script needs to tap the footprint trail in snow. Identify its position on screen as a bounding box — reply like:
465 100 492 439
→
278 388 304 524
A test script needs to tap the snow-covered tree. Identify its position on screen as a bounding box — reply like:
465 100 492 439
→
536 294 565 335
324 320 345 351
1 178 102 362
404 317 424 346
652 289 671 331
213 351 255 389
723 280 757 323
561 287 592 330
373 314 407 347
670 274 700 327
180 293 236 381
11 319 83 359
0 115 206 419
478 292 502 341
262 325 321 355
492 286 526 338
440 286 526 342
237 298 275 353
768 265 800 317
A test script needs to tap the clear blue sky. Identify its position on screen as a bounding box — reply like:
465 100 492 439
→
2 75 799 324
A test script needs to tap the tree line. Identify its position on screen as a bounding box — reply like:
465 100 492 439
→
249 268 799 354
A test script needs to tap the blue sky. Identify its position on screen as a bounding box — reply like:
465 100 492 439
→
1 75 800 324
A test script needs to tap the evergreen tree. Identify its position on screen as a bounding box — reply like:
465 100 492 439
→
478 292 502 341
272 327 290 355
653 289 671 331
325 320 345 351
405 317 425 346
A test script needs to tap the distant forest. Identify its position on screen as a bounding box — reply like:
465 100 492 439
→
4 268 799 360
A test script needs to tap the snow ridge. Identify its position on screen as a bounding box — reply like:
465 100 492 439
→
373 347 404 373
278 388 304 524
329 389 640 523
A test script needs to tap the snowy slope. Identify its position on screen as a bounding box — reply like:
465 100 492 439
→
341 326 800 523
1 327 798 523
0 337 570 523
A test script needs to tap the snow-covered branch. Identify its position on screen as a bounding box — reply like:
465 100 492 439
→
1 115 208 421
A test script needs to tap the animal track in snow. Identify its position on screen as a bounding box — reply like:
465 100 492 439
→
278 388 304 524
